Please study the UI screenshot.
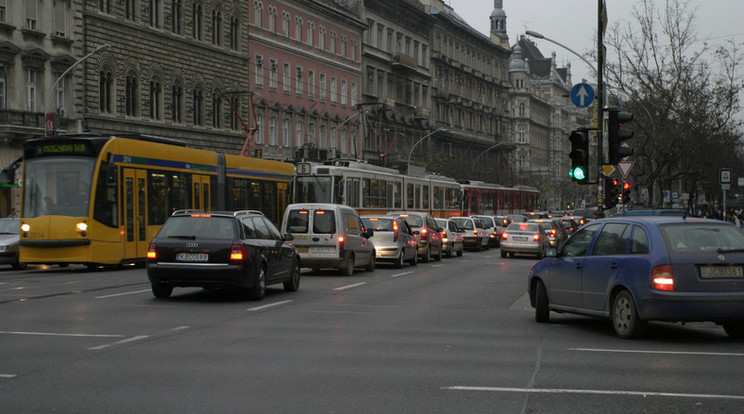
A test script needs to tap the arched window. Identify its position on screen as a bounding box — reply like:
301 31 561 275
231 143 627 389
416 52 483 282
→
229 16 239 50
171 0 182 33
518 102 526 117
253 1 263 27
192 85 204 126
294 16 302 41
267 6 276 32
307 21 314 46
99 68 113 113
125 71 139 116
212 91 222 128
281 11 290 37
149 78 162 120
171 80 183 123
211 9 222 45
192 2 203 40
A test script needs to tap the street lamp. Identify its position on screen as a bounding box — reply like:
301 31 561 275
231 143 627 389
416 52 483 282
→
525 30 598 78
45 43 111 137
406 127 447 171
471 143 504 173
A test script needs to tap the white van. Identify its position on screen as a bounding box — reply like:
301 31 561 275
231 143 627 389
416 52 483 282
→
281 203 375 276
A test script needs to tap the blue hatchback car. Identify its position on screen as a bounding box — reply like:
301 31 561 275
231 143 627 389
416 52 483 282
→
528 216 744 339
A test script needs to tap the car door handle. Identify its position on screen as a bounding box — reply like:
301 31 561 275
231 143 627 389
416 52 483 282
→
575 263 583 270
312 237 320 242
609 263 619 269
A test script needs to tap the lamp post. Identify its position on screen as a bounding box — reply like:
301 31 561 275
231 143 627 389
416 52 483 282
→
471 143 504 173
525 31 598 78
406 127 446 172
45 43 111 137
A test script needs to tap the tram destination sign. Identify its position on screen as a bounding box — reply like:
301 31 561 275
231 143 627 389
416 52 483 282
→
26 140 96 158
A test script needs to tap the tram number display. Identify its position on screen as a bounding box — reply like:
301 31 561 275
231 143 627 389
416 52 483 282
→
296 162 312 175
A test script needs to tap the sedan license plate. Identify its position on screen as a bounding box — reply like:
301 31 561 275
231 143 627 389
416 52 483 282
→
700 265 744 279
513 236 528 242
176 252 209 262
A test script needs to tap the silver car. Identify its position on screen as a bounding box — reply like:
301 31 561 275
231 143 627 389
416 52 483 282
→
0 218 25 269
500 222 551 259
361 215 418 268
435 218 464 258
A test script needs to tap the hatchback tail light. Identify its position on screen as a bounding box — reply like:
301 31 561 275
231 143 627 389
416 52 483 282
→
147 243 157 260
501 232 508 240
532 233 541 241
230 245 247 261
652 265 675 291
420 228 429 241
393 220 399 242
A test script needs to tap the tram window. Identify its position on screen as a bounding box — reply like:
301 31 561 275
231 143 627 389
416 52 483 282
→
406 183 414 209
422 185 429 209
433 186 442 210
393 182 402 209
93 161 118 227
170 172 191 213
415 185 421 209
148 171 169 225
363 178 386 208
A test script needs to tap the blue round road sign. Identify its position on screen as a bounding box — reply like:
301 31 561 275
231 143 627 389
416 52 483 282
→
570 83 595 108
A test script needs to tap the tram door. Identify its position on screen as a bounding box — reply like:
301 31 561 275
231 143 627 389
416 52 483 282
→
123 168 148 260
192 175 211 211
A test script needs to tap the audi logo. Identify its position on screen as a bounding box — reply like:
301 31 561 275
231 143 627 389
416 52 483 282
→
186 242 199 248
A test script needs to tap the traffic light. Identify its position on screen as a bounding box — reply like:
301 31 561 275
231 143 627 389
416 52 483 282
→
568 129 590 183
606 179 620 208
608 109 634 164
621 182 632 204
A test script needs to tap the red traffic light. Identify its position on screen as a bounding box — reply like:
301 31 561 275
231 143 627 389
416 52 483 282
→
623 182 631 190
611 179 619 186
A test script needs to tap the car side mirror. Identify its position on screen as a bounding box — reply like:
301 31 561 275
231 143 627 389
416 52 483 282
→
283 233 295 242
364 229 374 238
546 248 557 257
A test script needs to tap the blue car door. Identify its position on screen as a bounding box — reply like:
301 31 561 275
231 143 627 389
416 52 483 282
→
548 223 601 307
581 223 631 311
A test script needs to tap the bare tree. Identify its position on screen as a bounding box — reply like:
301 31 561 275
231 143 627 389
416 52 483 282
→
604 0 743 210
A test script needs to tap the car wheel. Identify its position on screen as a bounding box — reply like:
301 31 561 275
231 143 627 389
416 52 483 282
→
501 250 507 258
409 249 418 266
456 245 464 257
445 243 453 258
283 260 301 292
365 251 376 272
249 266 266 300
340 254 355 276
723 322 744 339
435 245 443 261
151 282 173 299
394 251 404 269
11 261 27 270
421 245 431 263
612 290 646 339
535 280 550 323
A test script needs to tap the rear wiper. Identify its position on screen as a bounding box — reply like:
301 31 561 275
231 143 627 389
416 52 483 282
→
716 248 744 253
169 235 196 240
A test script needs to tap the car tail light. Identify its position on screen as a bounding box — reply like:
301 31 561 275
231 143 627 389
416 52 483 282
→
420 227 428 241
393 220 399 242
338 235 345 251
230 245 247 261
501 232 508 240
652 265 675 291
147 244 157 260
532 233 541 241
549 229 556 237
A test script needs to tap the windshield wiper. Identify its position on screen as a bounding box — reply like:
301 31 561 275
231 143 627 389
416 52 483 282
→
716 248 744 253
169 235 196 240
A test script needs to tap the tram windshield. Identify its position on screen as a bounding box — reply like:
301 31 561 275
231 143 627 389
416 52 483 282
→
23 157 96 218
295 176 332 203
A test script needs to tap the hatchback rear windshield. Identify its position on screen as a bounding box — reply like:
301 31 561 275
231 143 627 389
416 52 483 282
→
398 215 424 228
362 218 393 231
507 223 539 232
287 209 337 234
159 216 238 240
450 218 474 230
660 223 744 253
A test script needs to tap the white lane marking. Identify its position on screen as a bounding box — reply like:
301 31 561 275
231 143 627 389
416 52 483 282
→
95 289 152 299
172 326 190 331
391 271 414 278
443 386 744 400
88 335 149 351
0 331 124 338
0 374 17 378
432 264 445 268
333 282 366 291
247 300 293 312
570 348 744 357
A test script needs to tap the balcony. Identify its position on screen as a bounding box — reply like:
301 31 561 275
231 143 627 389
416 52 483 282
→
392 53 417 71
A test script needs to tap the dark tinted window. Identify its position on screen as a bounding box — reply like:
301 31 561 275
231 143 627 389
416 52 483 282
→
287 210 309 233
562 223 600 257
399 215 424 228
159 216 237 240
629 225 649 254
661 223 744 253
362 218 394 231
593 223 629 256
450 218 473 230
313 210 336 234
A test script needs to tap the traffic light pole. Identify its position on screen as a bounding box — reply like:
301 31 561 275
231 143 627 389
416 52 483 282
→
597 0 606 208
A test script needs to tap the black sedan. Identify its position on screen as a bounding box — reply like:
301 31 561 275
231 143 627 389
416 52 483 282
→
147 210 300 300
528 216 744 339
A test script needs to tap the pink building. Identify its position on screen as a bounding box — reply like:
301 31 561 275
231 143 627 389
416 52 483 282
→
247 0 366 160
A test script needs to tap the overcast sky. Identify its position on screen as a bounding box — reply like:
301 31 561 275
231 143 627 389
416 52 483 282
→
446 0 744 84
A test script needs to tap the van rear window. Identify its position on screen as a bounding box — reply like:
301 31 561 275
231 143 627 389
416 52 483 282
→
287 210 309 233
313 210 336 234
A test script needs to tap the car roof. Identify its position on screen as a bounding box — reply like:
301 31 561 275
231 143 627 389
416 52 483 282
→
590 216 724 225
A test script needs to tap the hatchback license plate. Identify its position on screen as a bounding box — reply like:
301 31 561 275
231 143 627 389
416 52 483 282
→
176 253 209 262
700 265 744 279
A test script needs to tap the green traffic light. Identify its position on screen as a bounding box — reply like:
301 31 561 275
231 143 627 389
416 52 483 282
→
573 167 586 181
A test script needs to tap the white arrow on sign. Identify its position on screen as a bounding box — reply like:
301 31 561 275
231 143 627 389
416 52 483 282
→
576 85 589 107
618 161 634 178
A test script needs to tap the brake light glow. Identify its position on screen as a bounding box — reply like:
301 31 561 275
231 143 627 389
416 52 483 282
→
501 232 508 240
298 210 309 215
393 220 399 242
191 214 211 218
532 233 541 241
230 245 247 261
338 235 345 250
420 227 428 241
316 210 326 215
146 244 157 259
652 265 675 291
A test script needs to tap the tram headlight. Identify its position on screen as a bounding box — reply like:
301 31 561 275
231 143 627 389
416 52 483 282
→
21 223 30 232
76 222 88 232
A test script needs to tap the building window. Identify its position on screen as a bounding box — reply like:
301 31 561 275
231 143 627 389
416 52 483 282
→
0 66 6 109
351 82 357 107
330 77 337 104
229 17 239 50
318 26 326 50
295 67 303 96
518 102 526 117
518 154 527 169
212 91 222 128
269 115 277 146
98 0 110 14
295 121 303 146
307 22 314 46
319 124 327 148
124 0 136 22
149 0 161 27
308 122 315 145
172 81 183 123
125 72 139 116
149 79 162 120
267 6 276 32
518 127 526 144
294 16 302 41
269 59 278 90
229 97 240 130
282 63 290 93
308 70 315 99
281 11 289 37
26 0 38 30
340 35 347 57
255 113 263 144
171 0 182 33
192 3 203 40
341 80 347 106
330 31 337 54
254 55 263 87
319 73 326 100
282 118 290 147
211 9 222 45
193 86 204 125
350 39 357 61
24 69 37 112
52 72 66 113
54 0 68 37
254 1 263 27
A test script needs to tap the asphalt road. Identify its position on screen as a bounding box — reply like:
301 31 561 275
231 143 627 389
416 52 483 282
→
1 250 743 413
